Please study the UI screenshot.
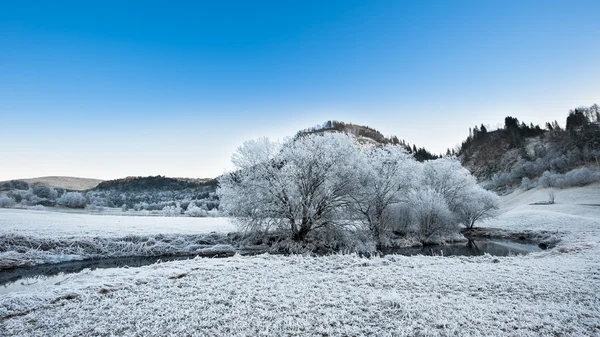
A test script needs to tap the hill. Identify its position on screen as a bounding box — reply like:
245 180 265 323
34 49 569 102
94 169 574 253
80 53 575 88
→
297 120 440 162
458 104 600 191
7 176 103 191
85 176 219 211
94 176 216 192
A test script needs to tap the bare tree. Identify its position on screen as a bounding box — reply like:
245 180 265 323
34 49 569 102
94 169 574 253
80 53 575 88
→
349 146 418 247
218 133 361 241
455 187 500 228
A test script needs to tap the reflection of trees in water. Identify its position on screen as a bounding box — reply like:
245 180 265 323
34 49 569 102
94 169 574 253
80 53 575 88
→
387 239 539 257
466 240 481 255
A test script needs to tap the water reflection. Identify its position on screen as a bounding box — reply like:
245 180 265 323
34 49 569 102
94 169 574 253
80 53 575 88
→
0 255 203 294
383 240 542 257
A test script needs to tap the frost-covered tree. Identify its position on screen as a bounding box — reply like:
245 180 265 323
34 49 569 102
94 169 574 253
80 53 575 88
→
421 157 477 214
455 187 500 228
33 186 58 200
420 157 500 231
218 133 361 241
57 192 87 208
410 187 455 238
350 146 418 247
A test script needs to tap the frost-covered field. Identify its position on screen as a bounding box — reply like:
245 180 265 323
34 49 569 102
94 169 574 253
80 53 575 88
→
0 209 236 268
0 209 234 237
1 186 600 336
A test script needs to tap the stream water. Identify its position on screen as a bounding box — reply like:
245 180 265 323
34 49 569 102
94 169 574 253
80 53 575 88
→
0 240 542 294
382 240 543 257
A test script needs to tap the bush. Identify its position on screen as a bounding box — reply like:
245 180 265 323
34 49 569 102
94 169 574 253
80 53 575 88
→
538 167 600 188
8 191 23 203
33 186 58 200
520 177 535 190
57 192 87 208
162 203 182 217
185 203 207 217
563 167 600 186
0 180 29 191
0 195 16 208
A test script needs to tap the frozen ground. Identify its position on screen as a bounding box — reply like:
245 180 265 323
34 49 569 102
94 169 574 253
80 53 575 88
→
0 208 234 237
1 185 600 336
0 209 236 269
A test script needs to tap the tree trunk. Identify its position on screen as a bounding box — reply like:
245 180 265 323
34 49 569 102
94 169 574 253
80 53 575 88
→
293 225 310 242
292 217 311 242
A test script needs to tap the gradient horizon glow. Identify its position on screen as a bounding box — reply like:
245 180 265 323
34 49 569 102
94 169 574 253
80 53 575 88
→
1 0 599 181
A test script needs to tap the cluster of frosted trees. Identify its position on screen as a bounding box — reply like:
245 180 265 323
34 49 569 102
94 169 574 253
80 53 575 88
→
0 183 219 216
0 186 87 209
218 133 499 248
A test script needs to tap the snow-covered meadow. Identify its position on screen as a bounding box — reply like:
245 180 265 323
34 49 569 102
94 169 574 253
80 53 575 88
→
1 185 600 336
0 209 236 269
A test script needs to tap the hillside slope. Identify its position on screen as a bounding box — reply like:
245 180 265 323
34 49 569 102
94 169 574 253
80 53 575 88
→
298 120 440 161
458 111 600 191
15 176 103 191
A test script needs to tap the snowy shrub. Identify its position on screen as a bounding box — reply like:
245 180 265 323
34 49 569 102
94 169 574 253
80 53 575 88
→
520 177 535 190
548 189 556 204
57 192 87 208
121 203 128 212
206 209 221 217
490 171 519 190
7 191 23 203
538 168 600 189
538 171 564 188
162 203 182 217
32 186 58 200
185 203 207 217
0 195 16 208
563 167 600 186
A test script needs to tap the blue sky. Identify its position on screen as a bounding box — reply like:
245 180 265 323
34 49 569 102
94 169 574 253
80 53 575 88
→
1 0 599 180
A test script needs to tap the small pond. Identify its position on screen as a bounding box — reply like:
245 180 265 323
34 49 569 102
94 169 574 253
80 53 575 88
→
0 240 542 294
383 240 543 257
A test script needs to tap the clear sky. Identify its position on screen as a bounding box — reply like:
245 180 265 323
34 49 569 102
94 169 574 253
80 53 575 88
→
1 0 599 181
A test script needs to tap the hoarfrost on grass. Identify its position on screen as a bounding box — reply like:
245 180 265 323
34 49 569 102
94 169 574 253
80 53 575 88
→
1 185 600 336
0 209 236 268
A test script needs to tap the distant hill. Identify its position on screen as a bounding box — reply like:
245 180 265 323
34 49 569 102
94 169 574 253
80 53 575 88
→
86 175 219 210
297 120 440 162
9 176 104 191
93 176 217 192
